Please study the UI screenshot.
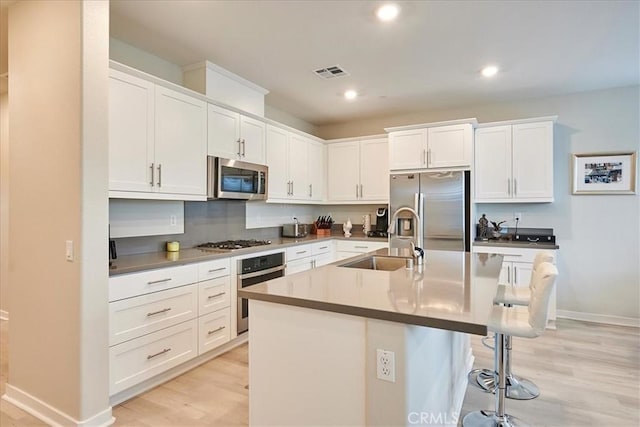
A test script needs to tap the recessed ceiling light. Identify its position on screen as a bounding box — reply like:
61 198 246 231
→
344 90 358 100
376 4 399 22
481 65 499 77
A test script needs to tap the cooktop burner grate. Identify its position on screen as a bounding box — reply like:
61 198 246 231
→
196 239 272 251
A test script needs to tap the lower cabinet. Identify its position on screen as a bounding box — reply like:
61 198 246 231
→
108 258 232 396
109 319 198 395
335 240 389 261
198 308 231 355
286 241 335 275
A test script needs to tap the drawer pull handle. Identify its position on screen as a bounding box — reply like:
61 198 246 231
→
208 267 226 273
354 246 368 249
147 307 172 317
319 246 328 250
147 278 172 285
296 251 308 255
207 326 226 335
207 292 226 299
147 348 171 360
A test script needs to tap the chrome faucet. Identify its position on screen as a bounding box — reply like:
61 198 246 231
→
388 207 424 265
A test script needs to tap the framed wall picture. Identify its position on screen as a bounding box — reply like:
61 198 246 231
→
571 152 637 195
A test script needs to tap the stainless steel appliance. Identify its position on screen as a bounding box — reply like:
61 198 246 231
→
282 217 308 238
237 252 285 334
207 156 268 200
389 171 471 252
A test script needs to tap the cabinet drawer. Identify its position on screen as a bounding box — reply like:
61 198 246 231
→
109 319 198 395
198 258 231 281
109 264 198 302
335 240 387 253
312 241 333 255
198 308 231 355
287 245 312 261
199 276 231 316
472 245 556 264
109 284 198 346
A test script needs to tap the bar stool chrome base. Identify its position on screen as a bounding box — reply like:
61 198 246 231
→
463 410 528 427
477 371 540 400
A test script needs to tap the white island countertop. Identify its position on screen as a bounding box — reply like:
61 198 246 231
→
239 249 503 336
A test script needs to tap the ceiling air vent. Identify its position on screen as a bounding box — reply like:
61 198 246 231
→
314 65 350 79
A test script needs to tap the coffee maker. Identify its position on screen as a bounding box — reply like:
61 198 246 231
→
367 207 389 238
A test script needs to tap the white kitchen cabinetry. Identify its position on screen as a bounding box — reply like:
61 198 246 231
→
266 125 325 202
108 258 232 396
327 138 389 203
474 118 555 203
286 242 334 275
387 122 473 171
195 258 232 355
334 240 389 261
109 69 207 201
208 103 265 164
472 245 557 324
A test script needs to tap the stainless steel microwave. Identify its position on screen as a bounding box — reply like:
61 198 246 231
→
207 157 268 200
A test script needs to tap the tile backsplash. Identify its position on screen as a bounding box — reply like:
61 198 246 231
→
113 200 389 256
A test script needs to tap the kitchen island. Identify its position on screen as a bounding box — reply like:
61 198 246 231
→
239 249 502 426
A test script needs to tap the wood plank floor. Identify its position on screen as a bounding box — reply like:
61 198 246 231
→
1 318 638 426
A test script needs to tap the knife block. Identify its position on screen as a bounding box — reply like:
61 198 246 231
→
311 224 331 236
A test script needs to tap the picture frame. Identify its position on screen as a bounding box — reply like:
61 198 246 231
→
571 151 637 195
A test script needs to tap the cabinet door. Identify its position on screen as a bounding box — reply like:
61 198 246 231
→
240 115 266 164
327 142 360 201
314 252 334 268
286 257 314 275
512 261 533 288
427 124 472 168
359 138 389 201
307 140 325 201
108 70 155 193
265 125 290 200
498 263 510 285
207 104 241 159
288 133 309 199
389 129 426 170
155 86 207 196
474 126 512 201
512 121 554 201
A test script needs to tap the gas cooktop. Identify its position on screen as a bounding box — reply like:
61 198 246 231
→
196 239 272 251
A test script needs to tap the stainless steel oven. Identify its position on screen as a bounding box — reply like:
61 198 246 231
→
237 252 285 334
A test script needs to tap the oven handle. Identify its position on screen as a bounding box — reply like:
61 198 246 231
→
238 264 285 280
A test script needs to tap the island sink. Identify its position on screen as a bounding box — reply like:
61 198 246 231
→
339 255 408 271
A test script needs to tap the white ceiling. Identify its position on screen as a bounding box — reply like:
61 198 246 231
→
104 1 640 125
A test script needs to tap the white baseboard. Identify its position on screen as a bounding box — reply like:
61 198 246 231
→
2 384 114 427
557 310 640 328
0 309 8 320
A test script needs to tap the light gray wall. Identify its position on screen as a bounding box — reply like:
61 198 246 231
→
109 37 184 85
264 104 319 137
319 86 640 322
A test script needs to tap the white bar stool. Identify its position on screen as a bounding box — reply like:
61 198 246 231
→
463 262 558 427
475 251 554 399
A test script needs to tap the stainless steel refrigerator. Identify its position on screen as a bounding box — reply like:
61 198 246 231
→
389 171 470 252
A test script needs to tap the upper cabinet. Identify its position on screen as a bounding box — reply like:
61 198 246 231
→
266 125 325 202
387 121 474 171
474 118 555 203
207 103 265 165
109 69 207 201
327 137 389 203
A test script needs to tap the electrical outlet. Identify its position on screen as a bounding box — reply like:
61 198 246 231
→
514 212 522 222
376 349 396 382
170 215 177 226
